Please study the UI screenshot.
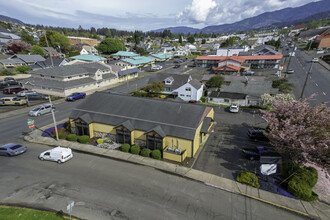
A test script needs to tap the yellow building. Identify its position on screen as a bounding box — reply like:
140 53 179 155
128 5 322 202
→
70 92 214 162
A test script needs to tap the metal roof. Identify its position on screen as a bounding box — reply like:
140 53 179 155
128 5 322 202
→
69 54 106 61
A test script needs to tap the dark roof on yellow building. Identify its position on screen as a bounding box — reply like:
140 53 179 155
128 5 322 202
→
70 92 213 140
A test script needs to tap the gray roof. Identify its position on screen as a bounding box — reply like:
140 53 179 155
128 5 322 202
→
149 73 190 90
21 77 96 89
29 57 66 70
0 58 25 65
201 117 212 133
12 54 45 63
108 64 123 73
41 47 60 55
70 92 212 140
299 28 328 39
189 79 202 90
29 62 111 78
102 73 116 80
220 80 278 97
118 67 139 77
209 91 247 99
0 33 11 39
0 26 10 33
238 51 252 56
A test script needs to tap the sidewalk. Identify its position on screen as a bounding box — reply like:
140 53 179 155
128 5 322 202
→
24 122 330 220
303 50 330 71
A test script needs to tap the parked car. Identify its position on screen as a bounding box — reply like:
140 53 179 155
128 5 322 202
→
174 59 183 63
4 77 15 81
0 97 27 106
26 93 49 100
66 92 86 101
0 80 19 90
28 104 55 116
174 64 181 69
3 86 26 94
242 146 268 160
39 146 73 164
229 104 239 113
188 100 197 104
17 90 36 97
242 71 255 76
151 65 163 70
316 50 324 54
0 143 28 156
247 129 269 142
312 58 319 63
287 69 294 74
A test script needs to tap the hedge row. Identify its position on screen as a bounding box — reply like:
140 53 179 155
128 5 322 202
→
120 144 161 160
237 171 260 188
65 134 90 144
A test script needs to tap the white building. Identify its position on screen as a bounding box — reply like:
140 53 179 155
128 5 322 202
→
216 47 249 56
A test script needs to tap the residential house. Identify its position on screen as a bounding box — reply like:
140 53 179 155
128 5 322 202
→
69 54 107 63
290 24 308 35
108 64 139 82
29 57 68 70
299 28 328 41
208 91 248 106
173 47 190 57
79 45 98 55
149 53 173 61
112 51 139 59
68 36 98 47
117 56 155 67
69 92 214 162
0 26 20 43
21 62 117 97
42 47 65 58
148 73 203 101
216 47 249 56
207 78 278 106
0 54 45 68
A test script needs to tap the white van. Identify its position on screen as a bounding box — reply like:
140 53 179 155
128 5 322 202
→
28 104 54 116
39 147 73 164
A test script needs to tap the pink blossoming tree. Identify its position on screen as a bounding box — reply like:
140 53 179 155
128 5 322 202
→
261 95 329 171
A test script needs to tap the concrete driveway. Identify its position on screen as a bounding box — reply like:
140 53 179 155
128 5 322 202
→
193 106 270 180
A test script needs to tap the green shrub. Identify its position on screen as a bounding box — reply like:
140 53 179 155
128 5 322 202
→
1 70 14 76
151 150 161 160
16 65 30 74
295 166 318 188
97 139 104 144
58 132 67 139
281 161 301 179
141 148 151 157
130 145 140 155
133 90 142 97
237 171 260 188
288 178 318 201
121 144 130 152
67 134 77 142
78 135 90 144
200 96 206 102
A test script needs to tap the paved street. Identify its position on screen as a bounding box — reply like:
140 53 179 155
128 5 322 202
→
0 141 306 220
283 44 330 106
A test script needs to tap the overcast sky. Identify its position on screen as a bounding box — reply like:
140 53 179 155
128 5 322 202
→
0 0 320 31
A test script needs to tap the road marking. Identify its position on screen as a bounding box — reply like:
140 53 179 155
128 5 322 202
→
315 83 318 87
323 92 326 96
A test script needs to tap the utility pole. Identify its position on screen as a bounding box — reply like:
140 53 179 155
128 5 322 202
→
300 61 314 99
44 31 54 67
49 95 59 141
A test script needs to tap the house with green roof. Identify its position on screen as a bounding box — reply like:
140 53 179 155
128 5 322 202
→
149 53 173 61
112 51 139 59
69 54 107 63
119 56 155 67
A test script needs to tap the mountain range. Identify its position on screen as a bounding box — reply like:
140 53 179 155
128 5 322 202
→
152 0 330 34
0 14 24 24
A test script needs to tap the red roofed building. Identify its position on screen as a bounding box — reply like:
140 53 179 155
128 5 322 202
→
315 29 330 49
195 54 283 70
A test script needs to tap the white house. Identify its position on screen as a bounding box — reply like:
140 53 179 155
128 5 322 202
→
173 79 203 102
216 47 249 56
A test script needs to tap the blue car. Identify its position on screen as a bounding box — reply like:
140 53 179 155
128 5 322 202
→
0 143 28 156
66 92 86 101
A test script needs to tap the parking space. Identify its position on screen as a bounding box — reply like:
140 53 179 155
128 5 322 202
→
193 107 271 180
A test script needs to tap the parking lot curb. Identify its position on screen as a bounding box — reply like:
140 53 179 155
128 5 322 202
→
23 123 329 219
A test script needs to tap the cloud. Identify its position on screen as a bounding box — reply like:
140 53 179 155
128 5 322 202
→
177 0 218 24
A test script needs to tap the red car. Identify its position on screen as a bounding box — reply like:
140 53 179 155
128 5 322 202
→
3 86 26 94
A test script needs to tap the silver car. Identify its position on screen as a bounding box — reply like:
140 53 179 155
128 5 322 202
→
28 104 55 116
17 90 35 97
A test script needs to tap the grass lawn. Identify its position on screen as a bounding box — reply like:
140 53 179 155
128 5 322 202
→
0 206 70 220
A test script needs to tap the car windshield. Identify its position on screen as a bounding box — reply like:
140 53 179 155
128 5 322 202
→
10 145 22 150
32 107 41 111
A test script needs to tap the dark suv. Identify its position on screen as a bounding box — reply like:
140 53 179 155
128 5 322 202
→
247 129 269 142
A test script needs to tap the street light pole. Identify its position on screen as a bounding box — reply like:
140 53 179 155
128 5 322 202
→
48 95 59 141
300 61 313 99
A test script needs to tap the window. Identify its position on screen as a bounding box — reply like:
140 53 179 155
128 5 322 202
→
40 74 44 77
185 87 191 91
186 95 191 97
147 135 163 151
210 98 213 101
48 88 52 90
79 75 83 77
180 94 185 97
224 99 230 103
51 76 55 78
68 76 72 79
44 152 50 156
116 130 131 144
42 86 46 90
75 122 89 136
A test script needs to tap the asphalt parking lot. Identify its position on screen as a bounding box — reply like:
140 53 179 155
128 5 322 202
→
193 106 271 180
